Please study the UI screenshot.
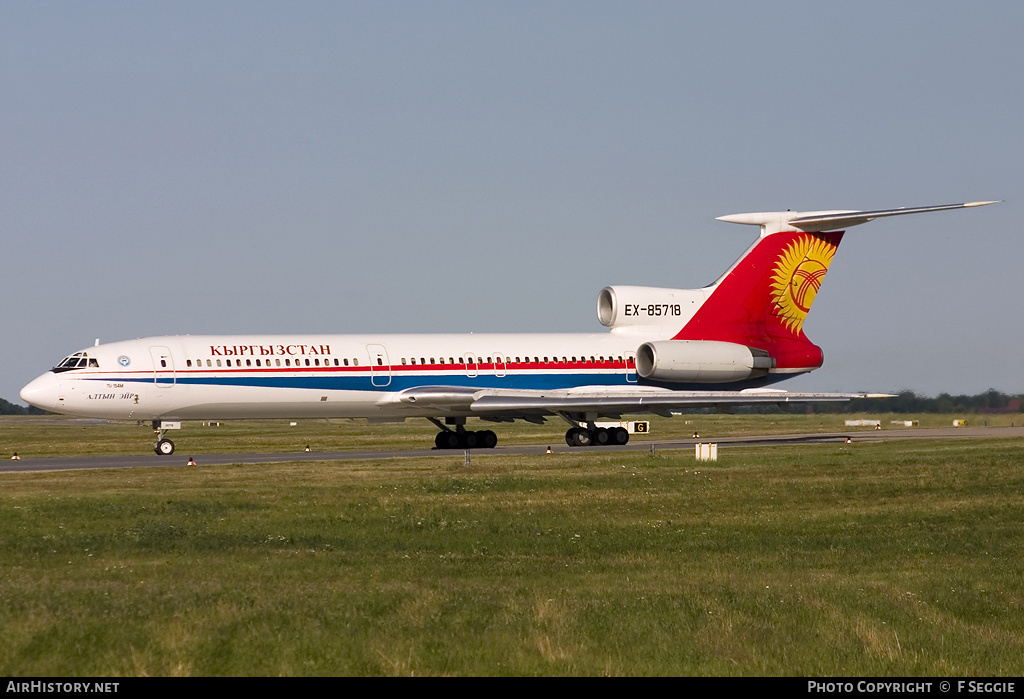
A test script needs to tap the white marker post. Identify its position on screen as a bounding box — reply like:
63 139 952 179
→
695 443 718 461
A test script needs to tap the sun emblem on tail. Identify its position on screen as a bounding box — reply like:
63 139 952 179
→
770 234 837 334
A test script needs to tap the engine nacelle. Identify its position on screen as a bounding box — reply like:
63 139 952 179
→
635 340 775 383
597 286 707 331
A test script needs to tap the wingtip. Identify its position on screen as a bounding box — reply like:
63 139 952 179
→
964 200 1000 207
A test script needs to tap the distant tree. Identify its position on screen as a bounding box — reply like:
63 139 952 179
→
0 398 45 415
813 390 1023 414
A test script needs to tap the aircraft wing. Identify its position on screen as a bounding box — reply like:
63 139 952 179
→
394 385 885 420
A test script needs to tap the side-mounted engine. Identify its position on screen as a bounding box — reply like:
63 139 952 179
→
635 340 775 383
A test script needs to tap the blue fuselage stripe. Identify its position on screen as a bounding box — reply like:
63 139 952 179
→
112 372 630 391
95 369 787 392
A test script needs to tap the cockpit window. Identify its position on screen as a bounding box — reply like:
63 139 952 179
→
52 352 99 373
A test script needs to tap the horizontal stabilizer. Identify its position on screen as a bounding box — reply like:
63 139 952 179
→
718 201 998 234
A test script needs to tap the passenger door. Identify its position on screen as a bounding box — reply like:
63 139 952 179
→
366 344 391 387
149 346 175 388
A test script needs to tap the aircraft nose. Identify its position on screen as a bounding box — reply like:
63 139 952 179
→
20 372 60 412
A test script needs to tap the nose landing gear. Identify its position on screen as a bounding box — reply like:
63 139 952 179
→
153 420 175 455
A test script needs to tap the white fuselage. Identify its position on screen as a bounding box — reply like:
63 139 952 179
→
22 332 656 421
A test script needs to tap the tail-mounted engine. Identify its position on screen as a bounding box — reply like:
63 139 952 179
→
597 286 707 332
635 340 775 383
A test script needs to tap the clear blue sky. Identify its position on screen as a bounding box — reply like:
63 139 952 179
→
3 1 1021 403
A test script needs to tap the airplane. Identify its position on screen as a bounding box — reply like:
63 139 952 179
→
20 201 996 455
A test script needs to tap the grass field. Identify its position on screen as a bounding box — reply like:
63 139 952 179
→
2 410 1020 457
1 417 1023 676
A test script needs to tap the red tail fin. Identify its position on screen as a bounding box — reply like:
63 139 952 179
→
672 230 844 372
671 201 996 372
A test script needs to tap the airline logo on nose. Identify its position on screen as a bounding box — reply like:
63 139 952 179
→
770 234 837 334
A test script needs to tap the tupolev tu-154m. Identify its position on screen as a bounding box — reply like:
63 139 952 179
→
20 201 996 454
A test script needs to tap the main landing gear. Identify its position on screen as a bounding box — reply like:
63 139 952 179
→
433 428 497 450
425 417 629 450
428 417 498 450
564 425 629 448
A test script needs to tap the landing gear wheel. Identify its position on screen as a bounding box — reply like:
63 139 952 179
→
461 431 478 449
593 427 610 446
435 432 460 449
479 430 498 449
155 438 175 456
610 427 629 445
566 427 592 447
